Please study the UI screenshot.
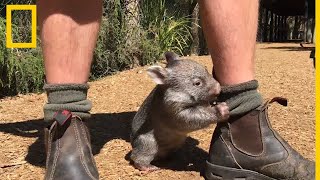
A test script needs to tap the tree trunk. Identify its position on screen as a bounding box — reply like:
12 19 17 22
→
190 3 200 55
125 0 140 28
124 0 140 66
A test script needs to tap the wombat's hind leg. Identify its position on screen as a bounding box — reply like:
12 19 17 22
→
131 150 160 172
130 133 160 172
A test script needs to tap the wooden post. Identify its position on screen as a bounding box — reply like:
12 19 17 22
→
281 16 285 41
275 15 278 41
313 18 316 43
273 13 275 41
283 16 287 41
277 15 281 42
312 17 316 43
269 11 274 42
264 9 269 42
281 16 287 42
257 6 263 42
278 16 282 42
293 16 299 39
304 0 309 42
274 15 277 41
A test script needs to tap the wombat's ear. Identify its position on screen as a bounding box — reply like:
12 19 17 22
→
147 65 168 85
164 52 179 63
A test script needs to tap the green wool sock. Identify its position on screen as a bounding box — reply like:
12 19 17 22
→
43 83 92 122
218 80 263 117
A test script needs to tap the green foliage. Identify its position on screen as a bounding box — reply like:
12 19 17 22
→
156 16 193 55
11 10 32 43
0 17 44 97
141 0 193 55
90 0 161 79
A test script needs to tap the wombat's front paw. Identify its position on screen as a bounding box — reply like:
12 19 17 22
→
134 163 160 173
216 102 230 122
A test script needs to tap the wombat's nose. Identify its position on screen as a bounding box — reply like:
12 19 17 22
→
209 83 221 96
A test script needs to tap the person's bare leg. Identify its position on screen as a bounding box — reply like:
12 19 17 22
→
37 0 102 179
38 0 102 84
199 1 315 179
199 0 257 86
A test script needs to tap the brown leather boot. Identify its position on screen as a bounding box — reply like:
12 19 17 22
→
205 97 315 180
44 110 99 180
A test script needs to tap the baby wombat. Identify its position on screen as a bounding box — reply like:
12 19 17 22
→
130 52 229 172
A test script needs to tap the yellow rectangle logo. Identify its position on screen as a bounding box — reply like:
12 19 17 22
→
6 5 37 48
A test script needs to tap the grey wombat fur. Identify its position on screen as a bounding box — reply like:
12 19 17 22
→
130 52 229 171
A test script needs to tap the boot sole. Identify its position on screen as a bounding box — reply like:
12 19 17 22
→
205 161 276 180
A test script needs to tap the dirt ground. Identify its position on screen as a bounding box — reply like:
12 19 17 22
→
0 43 315 180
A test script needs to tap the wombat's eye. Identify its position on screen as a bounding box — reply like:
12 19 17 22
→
193 80 202 86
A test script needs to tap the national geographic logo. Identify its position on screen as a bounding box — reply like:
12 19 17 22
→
4 4 37 48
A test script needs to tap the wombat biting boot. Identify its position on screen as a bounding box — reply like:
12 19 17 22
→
204 97 315 180
44 110 99 180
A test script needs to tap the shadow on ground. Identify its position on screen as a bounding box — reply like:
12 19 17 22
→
124 136 208 174
0 111 208 173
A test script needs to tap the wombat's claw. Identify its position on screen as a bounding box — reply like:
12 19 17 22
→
134 163 160 173
216 102 230 122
